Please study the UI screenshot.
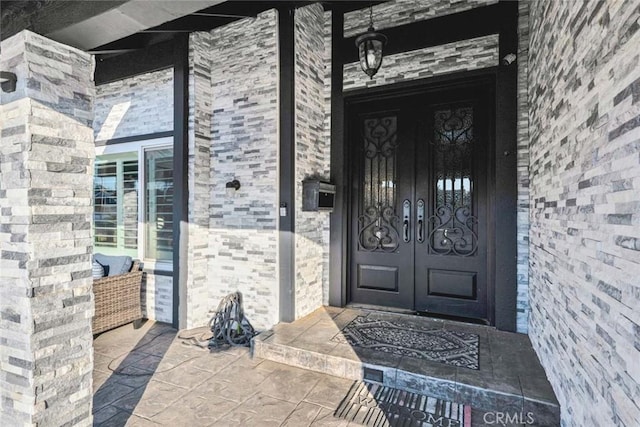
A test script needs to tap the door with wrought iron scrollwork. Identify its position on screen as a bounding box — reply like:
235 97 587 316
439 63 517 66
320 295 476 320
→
349 100 416 309
348 85 490 322
413 89 489 320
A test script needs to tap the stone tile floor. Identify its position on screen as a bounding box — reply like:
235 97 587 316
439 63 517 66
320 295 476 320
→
93 320 358 426
253 307 560 426
93 310 560 426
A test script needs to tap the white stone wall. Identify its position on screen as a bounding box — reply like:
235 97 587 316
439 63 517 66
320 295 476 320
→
207 10 280 331
516 1 530 334
294 4 331 319
185 31 213 328
321 10 333 306
93 68 173 142
343 34 500 91
342 0 499 38
141 273 173 324
0 30 95 426
528 0 640 425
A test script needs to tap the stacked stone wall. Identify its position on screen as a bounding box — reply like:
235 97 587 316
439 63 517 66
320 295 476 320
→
185 31 213 328
294 4 331 319
0 30 95 426
207 10 280 330
94 68 173 142
528 0 640 424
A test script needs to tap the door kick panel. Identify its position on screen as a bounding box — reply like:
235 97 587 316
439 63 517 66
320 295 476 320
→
357 264 399 292
427 269 477 299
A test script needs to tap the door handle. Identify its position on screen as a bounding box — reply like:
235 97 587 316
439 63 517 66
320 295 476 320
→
417 199 425 243
403 199 411 242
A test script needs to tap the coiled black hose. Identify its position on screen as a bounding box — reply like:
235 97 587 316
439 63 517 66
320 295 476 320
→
208 291 256 348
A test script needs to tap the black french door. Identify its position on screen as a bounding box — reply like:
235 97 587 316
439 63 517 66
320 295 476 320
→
348 85 491 322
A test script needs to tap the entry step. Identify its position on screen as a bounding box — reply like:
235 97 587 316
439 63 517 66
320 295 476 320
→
252 307 560 426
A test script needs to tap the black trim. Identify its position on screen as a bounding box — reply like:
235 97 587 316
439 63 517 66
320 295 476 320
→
329 7 347 307
322 1 387 13
95 131 174 147
493 0 518 332
172 34 189 330
340 3 504 64
278 6 296 323
95 39 175 85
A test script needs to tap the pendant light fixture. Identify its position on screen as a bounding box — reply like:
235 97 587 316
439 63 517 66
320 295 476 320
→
355 6 387 79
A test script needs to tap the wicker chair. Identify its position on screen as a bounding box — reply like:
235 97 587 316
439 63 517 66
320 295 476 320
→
92 260 143 335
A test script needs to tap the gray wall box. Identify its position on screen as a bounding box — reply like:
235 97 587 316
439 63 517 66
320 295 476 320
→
302 179 336 212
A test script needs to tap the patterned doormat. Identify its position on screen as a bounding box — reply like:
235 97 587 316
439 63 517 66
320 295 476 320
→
332 316 479 370
335 381 470 427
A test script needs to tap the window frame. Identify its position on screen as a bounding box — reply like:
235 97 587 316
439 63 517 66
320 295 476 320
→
95 137 174 272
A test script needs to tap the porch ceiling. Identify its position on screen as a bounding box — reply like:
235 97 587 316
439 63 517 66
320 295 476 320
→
1 0 226 51
1 1 385 57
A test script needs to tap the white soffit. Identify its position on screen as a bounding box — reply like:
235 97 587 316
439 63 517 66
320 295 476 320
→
46 0 225 51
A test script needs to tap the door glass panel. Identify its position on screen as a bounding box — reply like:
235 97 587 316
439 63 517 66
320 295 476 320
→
359 115 400 252
428 105 478 256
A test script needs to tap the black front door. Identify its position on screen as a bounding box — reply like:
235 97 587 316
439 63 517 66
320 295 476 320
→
348 84 491 322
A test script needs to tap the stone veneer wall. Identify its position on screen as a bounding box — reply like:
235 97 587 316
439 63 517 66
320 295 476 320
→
0 30 95 426
93 68 173 141
141 274 173 324
343 0 498 38
207 10 280 330
321 10 332 306
516 2 530 333
93 69 174 324
528 0 640 425
293 4 331 318
342 34 500 91
185 31 213 328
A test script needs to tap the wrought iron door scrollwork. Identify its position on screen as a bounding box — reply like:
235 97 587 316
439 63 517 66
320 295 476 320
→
428 205 478 256
364 117 398 158
358 115 400 252
358 205 400 252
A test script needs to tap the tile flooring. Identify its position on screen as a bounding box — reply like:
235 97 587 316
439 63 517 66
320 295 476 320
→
93 320 356 426
254 307 560 426
93 308 560 426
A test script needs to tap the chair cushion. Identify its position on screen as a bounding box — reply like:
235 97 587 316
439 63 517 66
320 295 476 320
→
94 253 133 277
92 260 105 279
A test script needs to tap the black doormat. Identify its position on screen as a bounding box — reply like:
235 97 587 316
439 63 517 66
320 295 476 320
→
332 316 479 370
335 381 470 427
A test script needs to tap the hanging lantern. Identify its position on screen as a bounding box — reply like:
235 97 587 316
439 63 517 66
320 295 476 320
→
355 6 387 79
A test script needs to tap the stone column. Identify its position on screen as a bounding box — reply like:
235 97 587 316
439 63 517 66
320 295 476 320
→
0 30 95 426
185 31 213 329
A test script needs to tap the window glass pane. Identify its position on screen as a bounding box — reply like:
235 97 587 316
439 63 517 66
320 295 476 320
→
94 155 138 257
122 160 139 250
94 162 118 248
145 148 173 261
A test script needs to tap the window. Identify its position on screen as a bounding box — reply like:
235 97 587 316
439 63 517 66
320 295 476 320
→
93 140 173 265
144 148 173 261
